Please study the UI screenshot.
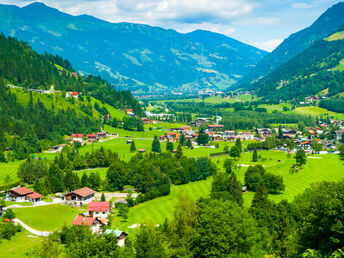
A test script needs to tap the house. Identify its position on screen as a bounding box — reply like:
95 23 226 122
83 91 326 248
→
87 134 98 142
256 128 272 137
139 149 145 153
70 72 78 79
71 134 84 142
88 202 110 218
125 109 135 116
64 187 96 206
194 118 207 127
97 132 107 139
334 130 344 141
72 216 105 234
208 124 225 132
66 92 79 99
104 228 128 247
6 187 42 203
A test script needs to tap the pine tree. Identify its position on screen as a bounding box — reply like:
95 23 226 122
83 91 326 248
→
130 141 136 152
101 192 106 201
252 149 258 162
166 141 174 152
278 125 283 139
175 144 183 159
81 173 89 187
179 134 186 146
228 173 243 206
235 138 242 152
186 139 193 149
152 135 161 153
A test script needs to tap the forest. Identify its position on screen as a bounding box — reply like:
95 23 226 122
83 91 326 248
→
319 96 344 113
252 37 344 100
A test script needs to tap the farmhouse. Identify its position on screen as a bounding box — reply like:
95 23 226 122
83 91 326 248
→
139 148 146 153
64 187 96 206
6 187 42 203
104 228 128 247
256 128 272 137
71 134 84 142
72 216 105 234
87 134 98 142
97 132 107 139
88 201 110 218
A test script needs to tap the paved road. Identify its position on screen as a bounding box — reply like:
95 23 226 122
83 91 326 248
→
13 218 53 237
6 199 63 209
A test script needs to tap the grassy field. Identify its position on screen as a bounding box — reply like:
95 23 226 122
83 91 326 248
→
90 97 126 120
112 151 344 232
258 103 293 112
293 106 344 119
0 161 21 186
15 204 85 231
75 167 108 180
0 230 43 258
326 31 344 41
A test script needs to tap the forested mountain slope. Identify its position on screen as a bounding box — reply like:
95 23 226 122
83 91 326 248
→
252 29 344 100
0 34 142 159
0 2 267 95
239 2 344 88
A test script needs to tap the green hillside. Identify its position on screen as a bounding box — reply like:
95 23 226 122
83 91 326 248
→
251 29 344 100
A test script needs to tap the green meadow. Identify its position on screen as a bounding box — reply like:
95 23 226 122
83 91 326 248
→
0 230 44 258
293 106 344 119
0 161 21 186
15 204 85 231
112 151 344 231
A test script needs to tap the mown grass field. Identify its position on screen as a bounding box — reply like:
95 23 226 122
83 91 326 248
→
75 167 108 180
112 151 344 231
0 230 44 258
15 204 85 231
0 161 21 186
292 106 344 119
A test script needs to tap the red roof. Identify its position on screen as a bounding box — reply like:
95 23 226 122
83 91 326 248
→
26 192 42 199
65 187 96 198
89 202 110 212
10 187 33 196
72 216 96 226
125 109 133 112
3 219 11 222
71 92 78 96
87 134 97 138
71 134 84 138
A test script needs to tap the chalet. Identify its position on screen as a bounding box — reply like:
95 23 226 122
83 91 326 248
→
72 216 105 234
104 228 128 247
208 124 225 132
64 187 96 206
127 140 133 144
88 202 110 218
97 132 107 139
87 134 98 142
71 134 84 142
194 118 207 127
139 149 146 153
256 128 272 137
125 109 135 116
66 92 79 99
6 187 42 203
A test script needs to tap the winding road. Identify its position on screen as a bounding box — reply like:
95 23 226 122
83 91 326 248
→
13 218 52 237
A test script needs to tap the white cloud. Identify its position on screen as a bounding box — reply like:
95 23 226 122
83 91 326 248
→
253 38 283 52
291 2 315 9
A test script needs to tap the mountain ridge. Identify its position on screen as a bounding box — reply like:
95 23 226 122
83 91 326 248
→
238 1 344 89
0 2 267 96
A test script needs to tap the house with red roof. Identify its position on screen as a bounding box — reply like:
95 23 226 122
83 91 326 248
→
64 187 96 206
72 215 106 234
208 124 225 132
87 134 98 142
88 201 110 218
6 187 42 203
71 134 84 142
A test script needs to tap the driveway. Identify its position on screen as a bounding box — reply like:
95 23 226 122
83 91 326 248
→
6 198 63 209
13 218 52 237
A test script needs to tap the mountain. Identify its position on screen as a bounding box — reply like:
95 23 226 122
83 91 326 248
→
252 28 344 100
239 1 344 88
0 2 267 96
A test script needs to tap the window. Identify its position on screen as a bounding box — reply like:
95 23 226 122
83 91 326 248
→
102 212 105 214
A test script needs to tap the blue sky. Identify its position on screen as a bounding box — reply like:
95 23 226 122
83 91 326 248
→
0 0 341 51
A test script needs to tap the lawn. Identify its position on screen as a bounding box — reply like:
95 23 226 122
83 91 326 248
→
112 151 344 232
75 167 108 180
258 103 293 112
0 161 21 187
0 230 44 258
15 204 85 231
292 106 344 119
